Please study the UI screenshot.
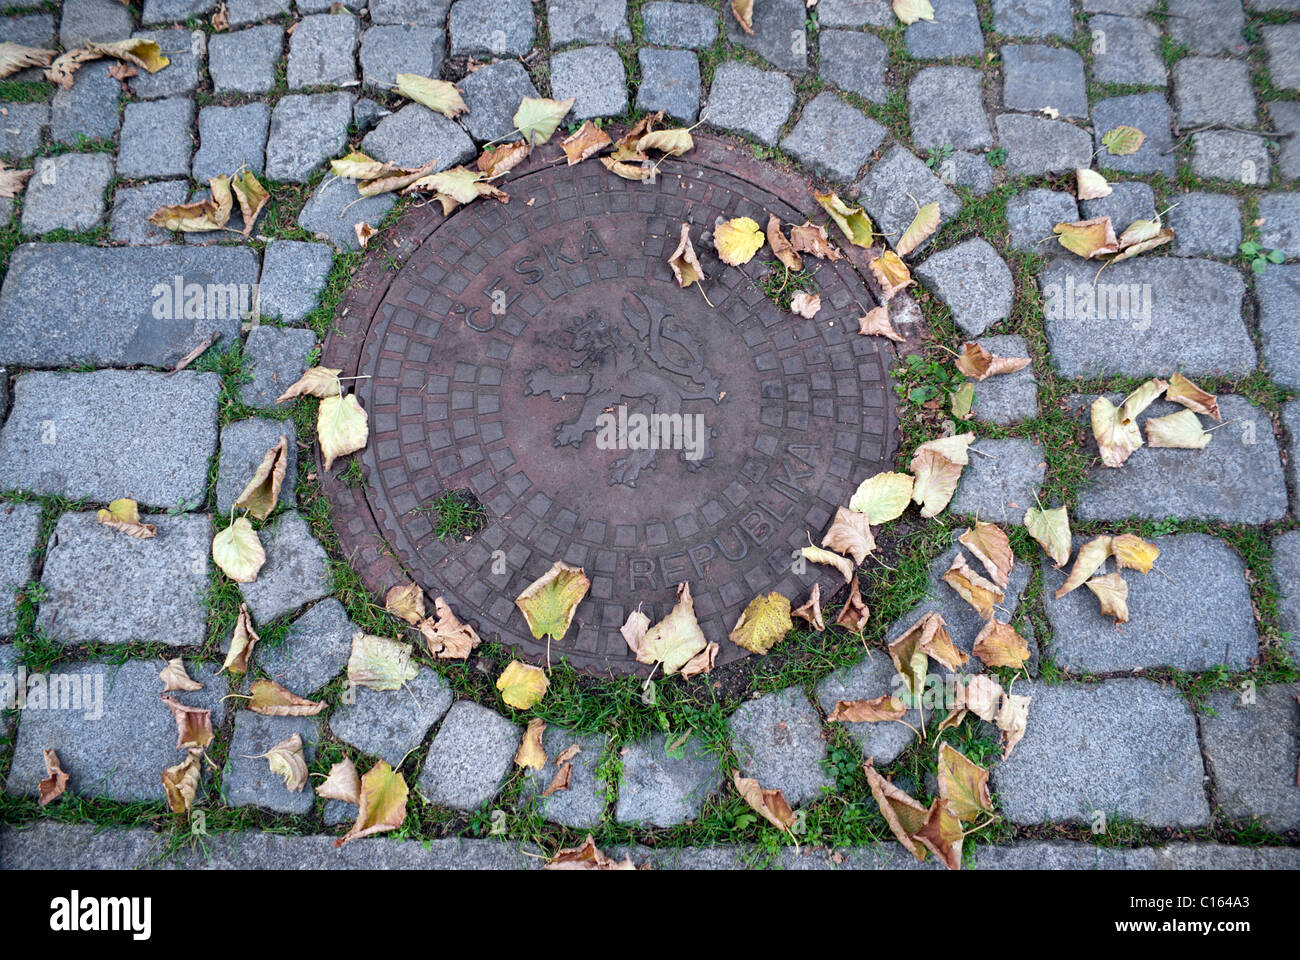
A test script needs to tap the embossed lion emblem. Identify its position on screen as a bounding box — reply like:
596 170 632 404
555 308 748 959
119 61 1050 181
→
524 292 721 487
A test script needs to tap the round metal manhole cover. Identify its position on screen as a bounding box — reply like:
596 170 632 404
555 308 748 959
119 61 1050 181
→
322 133 899 676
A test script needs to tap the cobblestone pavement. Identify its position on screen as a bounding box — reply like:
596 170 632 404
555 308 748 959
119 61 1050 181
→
0 0 1297 870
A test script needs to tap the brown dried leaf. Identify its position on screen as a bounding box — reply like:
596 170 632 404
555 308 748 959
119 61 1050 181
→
954 341 1030 381
864 762 928 861
1166 372 1221 422
941 551 1004 618
766 214 802 273
857 305 904 342
667 222 707 289
418 596 482 660
1086 572 1129 623
681 641 718 678
827 694 907 723
316 756 361 804
731 0 755 34
515 717 547 770
159 657 202 693
972 619 1030 669
997 692 1031 759
791 583 825 631
221 604 260 675
0 160 33 198
162 695 214 750
542 762 573 796
95 497 156 538
835 575 870 636
790 291 820 318
385 582 426 626
915 798 963 870
233 436 288 521
822 506 876 565
276 366 342 402
39 748 69 806
0 42 55 78
1055 535 1113 598
732 771 796 830
959 522 1013 589
545 835 636 870
561 119 612 165
789 220 843 261
248 678 326 716
162 749 202 813
477 140 530 178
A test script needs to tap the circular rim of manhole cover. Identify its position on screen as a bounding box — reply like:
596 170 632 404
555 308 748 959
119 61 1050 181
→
320 131 900 677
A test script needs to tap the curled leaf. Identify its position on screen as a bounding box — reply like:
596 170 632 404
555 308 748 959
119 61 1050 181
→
668 222 707 289
954 341 1030 381
791 583 825 631
941 552 1004 619
959 522 1013 589
1166 372 1220 422
731 0 755 34
96 497 156 538
971 619 1030 668
895 200 940 258
789 220 843 261
159 658 202 693
636 582 707 674
789 291 821 318
562 119 613 165
384 582 426 626
248 678 326 716
835 575 870 636
162 749 202 813
395 73 467 118
316 756 361 804
802 544 855 583
1086 572 1130 623
858 305 904 342
514 96 575 146
864 762 929 861
1054 216 1118 259
815 191 874 247
39 748 69 806
417 596 482 660
1055 535 1113 598
766 215 802 273
515 717 547 770
222 603 260 675
276 366 342 402
828 694 907 723
545 835 636 870
868 249 913 301
822 506 875 565
318 392 369 471
733 771 796 830
233 436 288 521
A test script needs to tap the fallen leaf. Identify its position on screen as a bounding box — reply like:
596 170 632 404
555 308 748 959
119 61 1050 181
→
895 200 940 257
822 506 875 564
731 0 755 34
233 436 288 521
637 128 693 156
258 733 307 792
0 42 55 78
636 582 709 674
766 215 802 272
222 603 260 674
887 617 930 702
864 762 929 861
835 575 870 636
909 446 965 518
248 678 326 716
802 544 855 583
230 169 270 235
95 497 156 538
147 175 234 232
893 0 935 24
336 760 408 846
1075 168 1111 200
276 366 342 402
316 757 360 804
951 381 974 420
681 641 718 678
620 605 651 658
319 391 368 470
954 341 1030 380
828 694 906 723
895 610 967 672
417 596 482 659
941 552 1004 619
497 660 549 709
515 561 590 642
545 835 636 870
1145 409 1211 449
1102 124 1145 156
732 771 796 830
848 470 915 523
789 220 843 260
1056 535 1113 597
815 191 874 247
714 215 764 265
331 149 403 180
790 291 820 318
857 305 904 341
962 674 1005 723
347 631 418 690
0 160 33 198
1106 225 1173 264
162 749 202 813
1086 572 1129 623
1024 504 1072 567
600 155 654 181
39 748 69 806
915 798 963 870
159 658 202 693
868 249 913 301
384 583 425 626
1054 216 1119 259
667 222 707 289
355 221 376 247
88 37 168 73
937 742 992 821
43 47 101 89
972 619 1030 668
729 591 793 655
395 73 467 118
1166 372 1221 422
959 522 1013 588
212 518 265 583
561 119 612 165
791 583 825 631
1090 396 1143 468
477 140 530 178
1111 533 1159 574
543 762 573 796
997 692 1031 759
515 717 547 769
514 96 575 145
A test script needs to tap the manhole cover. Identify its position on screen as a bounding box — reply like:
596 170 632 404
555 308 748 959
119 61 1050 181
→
322 134 898 676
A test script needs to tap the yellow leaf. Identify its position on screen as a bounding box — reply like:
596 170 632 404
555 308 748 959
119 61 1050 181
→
915 799 963 870
937 742 992 822
331 150 403 180
385 582 426 626
821 506 875 565
514 96 575 145
1075 168 1111 200
96 497 156 538
600 155 654 181
729 591 793 655
1053 216 1118 259
801 544 855 583
514 560 590 642
972 619 1029 668
864 762 929 861
222 603 259 674
1112 533 1159 574
887 615 930 701
636 582 708 674
477 140 530 178
561 119 612 164
497 660 549 709
913 433 976 465
731 0 755 34
230 169 269 236
951 381 974 420
147 175 234 232
997 692 1031 759
733 771 797 830
212 518 264 583
318 392 368 471
515 718 547 770
1101 124 1145 156
395 73 467 118
892 0 935 24
248 678 326 716
857 305 904 341
1090 396 1143 468
815 190 874 247
895 200 940 258
637 128 693 156
848 470 914 523
1025 504 1071 567
1055 535 1112 598
358 162 440 198
316 757 360 804
336 760 409 846
347 631 418 691
1145 409 1211 449
1166 372 1221 422
959 522 1013 589
276 366 342 402
714 216 764 266
668 222 707 289
88 37 168 73
766 214 802 273
868 249 912 301
941 552 1004 619
259 733 308 792
1086 572 1129 623
233 436 288 521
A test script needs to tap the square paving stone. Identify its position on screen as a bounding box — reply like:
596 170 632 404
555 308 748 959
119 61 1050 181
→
459 60 538 142
994 113 1093 175
228 0 292 24
267 92 355 183
0 503 42 637
1079 180 1156 231
817 0 894 26
60 0 133 48
724 0 805 72
0 370 220 508
143 0 220 22
521 726 608 828
20 154 112 235
1070 394 1288 524
729 687 832 807
0 103 47 159
1191 130 1270 183
781 93 884 183
330 667 452 766
210 25 284 96
222 712 321 814
1263 23 1300 91
992 0 1074 39
1268 101 1300 179
37 513 213 646
450 0 536 57
909 67 993 151
1258 192 1300 259
1173 57 1256 128
1088 15 1166 86
1167 0 1245 55
255 598 356 695
0 245 258 369
240 325 318 411
1000 44 1088 118
614 732 722 826
992 679 1210 827
939 150 993 195
7 660 226 803
1257 263 1300 390
1044 534 1257 672
1041 258 1254 377
815 654 922 765
1091 93 1175 175
130 28 203 99
818 29 888 103
856 145 961 258
947 437 1044 526
550 45 627 120
354 98 389 131
417 700 520 811
549 0 631 46
360 25 443 89
1199 684 1299 831
192 103 270 183
258 240 334 324
1006 188 1078 254
109 181 189 247
238 511 332 624
705 61 794 147
1274 531 1300 649
636 47 701 123
362 102 475 171
905 0 983 59
642 1 717 48
298 176 396 250
117 98 195 180
50 61 121 144
371 0 453 22
971 334 1035 424
914 238 1013 336
1153 843 1300 870
287 14 359 89
215 417 298 516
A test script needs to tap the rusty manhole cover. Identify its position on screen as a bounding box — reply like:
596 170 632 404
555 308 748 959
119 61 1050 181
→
322 134 899 676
